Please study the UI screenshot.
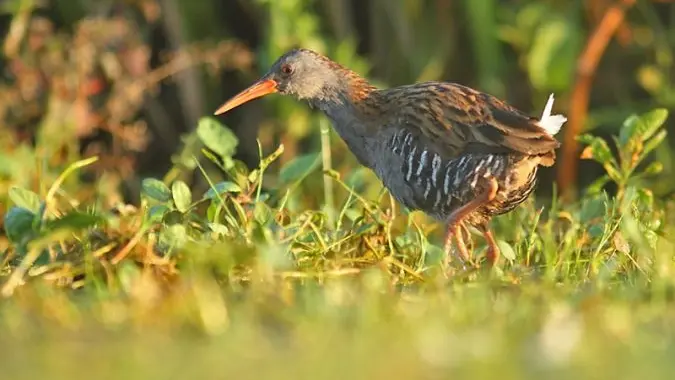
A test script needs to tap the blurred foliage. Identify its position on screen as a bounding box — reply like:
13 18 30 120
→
0 109 673 379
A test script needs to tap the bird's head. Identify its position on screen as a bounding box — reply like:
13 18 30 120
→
214 49 345 115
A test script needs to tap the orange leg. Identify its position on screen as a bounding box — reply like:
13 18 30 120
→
450 224 470 264
478 223 500 266
460 223 474 258
443 178 499 267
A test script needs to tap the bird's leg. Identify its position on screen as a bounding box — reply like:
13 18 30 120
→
479 223 500 266
460 223 474 260
443 178 499 268
444 223 470 265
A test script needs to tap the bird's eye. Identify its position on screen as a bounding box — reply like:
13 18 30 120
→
280 64 293 75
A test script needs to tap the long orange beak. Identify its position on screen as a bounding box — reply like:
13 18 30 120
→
213 79 278 115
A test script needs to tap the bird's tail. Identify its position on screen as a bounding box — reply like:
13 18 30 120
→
538 94 567 136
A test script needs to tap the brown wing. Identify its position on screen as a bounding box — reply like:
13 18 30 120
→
382 82 560 163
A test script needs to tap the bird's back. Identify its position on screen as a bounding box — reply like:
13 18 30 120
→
362 81 562 224
374 82 560 162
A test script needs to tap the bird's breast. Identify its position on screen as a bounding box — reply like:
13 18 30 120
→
371 128 540 224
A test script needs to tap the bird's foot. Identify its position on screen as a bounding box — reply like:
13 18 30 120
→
485 245 500 267
442 243 481 279
478 223 500 268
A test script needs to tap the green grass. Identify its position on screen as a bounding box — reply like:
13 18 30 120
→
1 110 673 380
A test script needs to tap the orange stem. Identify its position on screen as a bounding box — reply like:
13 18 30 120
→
557 0 636 199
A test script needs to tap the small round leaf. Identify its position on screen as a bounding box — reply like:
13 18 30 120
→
197 117 239 158
4 207 36 243
142 178 171 202
172 180 192 213
8 186 41 213
203 181 242 200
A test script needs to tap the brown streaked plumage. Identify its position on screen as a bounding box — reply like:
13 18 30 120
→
214 48 567 269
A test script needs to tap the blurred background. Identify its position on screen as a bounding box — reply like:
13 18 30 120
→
1 0 674 212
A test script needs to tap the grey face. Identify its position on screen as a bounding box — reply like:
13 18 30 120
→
265 49 340 101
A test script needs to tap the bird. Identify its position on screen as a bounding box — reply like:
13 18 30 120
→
214 48 566 268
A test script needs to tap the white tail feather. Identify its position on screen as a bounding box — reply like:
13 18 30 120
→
538 94 566 136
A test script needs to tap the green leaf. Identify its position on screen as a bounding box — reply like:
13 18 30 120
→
635 188 654 209
423 244 446 267
201 148 232 172
353 222 377 237
344 208 362 222
595 141 615 165
247 169 260 184
619 109 669 147
642 129 667 157
603 163 623 183
279 152 320 185
254 202 273 226
171 180 192 213
394 233 415 247
203 181 242 200
638 108 668 142
142 178 171 202
496 240 516 262
197 117 239 158
580 137 614 165
8 186 41 213
147 204 170 224
619 114 640 147
207 201 219 223
208 222 229 237
159 224 188 249
576 133 596 145
4 207 37 244
43 211 105 233
642 161 663 176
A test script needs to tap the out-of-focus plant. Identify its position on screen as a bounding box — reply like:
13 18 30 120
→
570 109 669 278
0 1 253 230
579 108 668 199
498 2 582 98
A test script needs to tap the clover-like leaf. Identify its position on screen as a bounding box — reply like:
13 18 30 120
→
147 204 170 224
4 207 37 244
203 181 242 200
171 180 192 213
8 186 41 214
197 117 239 159
159 224 188 249
142 178 171 202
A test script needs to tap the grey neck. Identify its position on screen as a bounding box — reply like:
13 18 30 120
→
310 92 377 167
